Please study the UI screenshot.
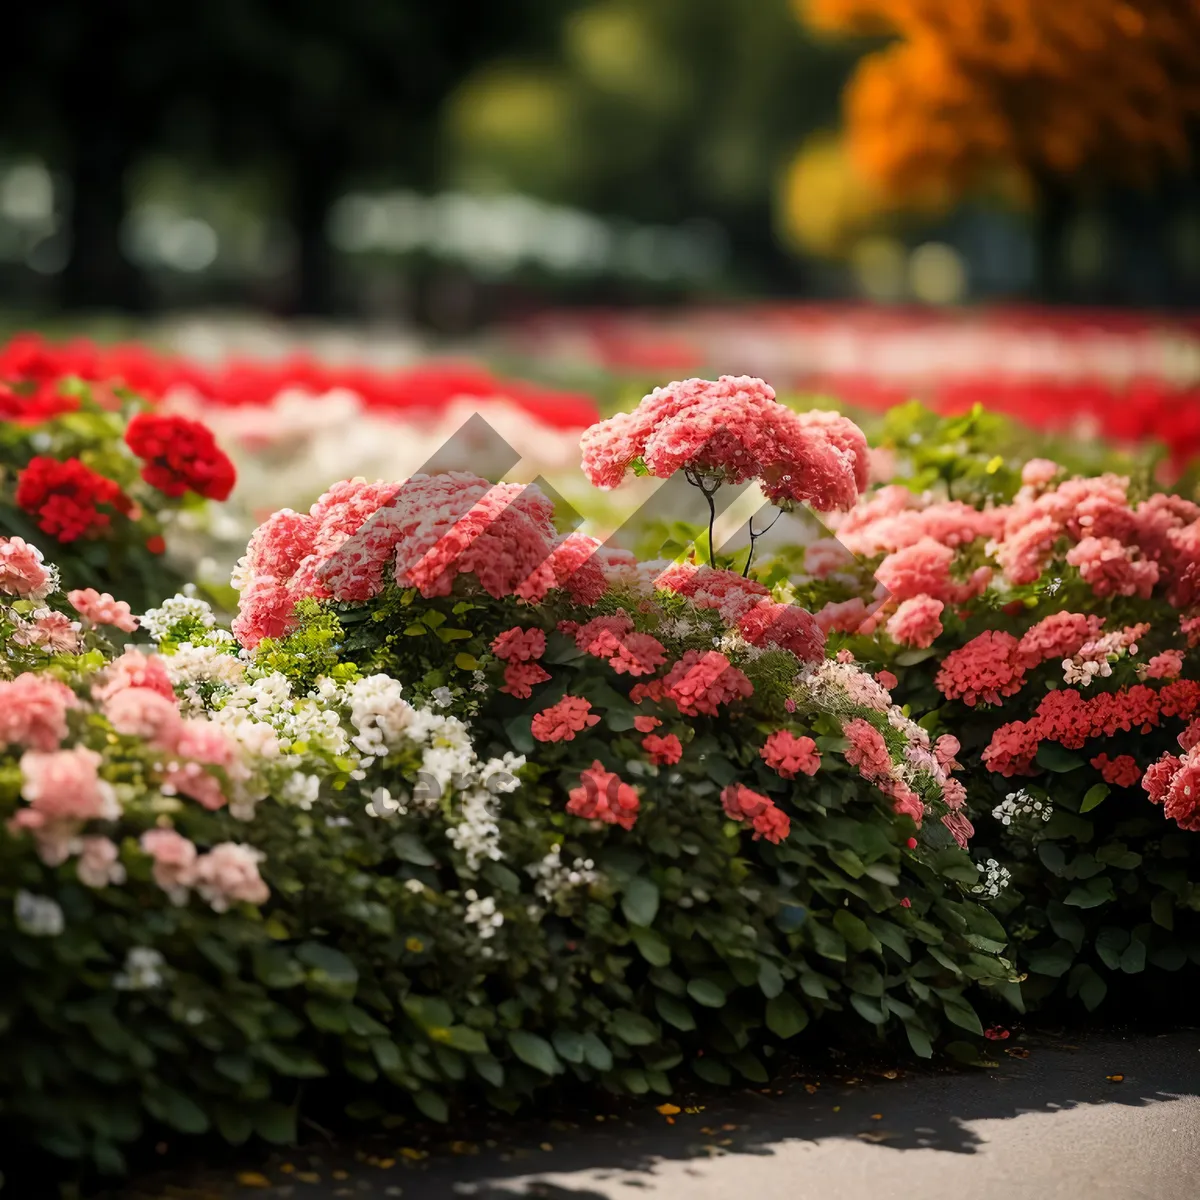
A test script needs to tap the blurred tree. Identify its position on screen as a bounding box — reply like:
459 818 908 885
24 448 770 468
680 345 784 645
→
3 0 572 313
801 0 1200 272
444 0 859 291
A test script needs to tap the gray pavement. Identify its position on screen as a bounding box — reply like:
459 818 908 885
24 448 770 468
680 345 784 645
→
125 1029 1200 1200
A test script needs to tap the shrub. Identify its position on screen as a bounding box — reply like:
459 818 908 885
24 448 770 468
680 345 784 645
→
0 379 1011 1178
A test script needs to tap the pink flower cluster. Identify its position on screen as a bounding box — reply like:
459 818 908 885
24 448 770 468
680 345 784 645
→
567 761 640 830
0 536 53 600
141 828 269 909
720 783 791 843
531 696 601 743
760 730 821 779
67 588 138 632
581 376 868 512
661 650 753 717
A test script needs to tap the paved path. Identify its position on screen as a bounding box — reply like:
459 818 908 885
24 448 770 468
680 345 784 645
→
125 1029 1200 1200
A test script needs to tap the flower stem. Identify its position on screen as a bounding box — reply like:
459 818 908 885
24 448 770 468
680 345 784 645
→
742 508 783 577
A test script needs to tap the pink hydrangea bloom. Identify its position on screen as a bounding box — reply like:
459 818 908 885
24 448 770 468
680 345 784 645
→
935 631 1026 706
1016 611 1105 667
491 626 546 662
580 376 865 511
531 696 601 743
886 595 945 649
761 730 821 779
642 732 683 765
1066 536 1159 599
67 588 138 632
815 596 872 635
20 745 118 821
1143 753 1181 804
76 836 125 889
1164 748 1200 831
738 600 826 664
662 650 753 716
94 648 175 701
104 686 184 746
935 735 962 772
164 719 244 810
805 538 854 578
0 673 77 750
656 564 771 623
500 662 551 698
876 669 899 691
1146 649 1184 681
192 842 270 910
567 760 640 829
141 827 199 898
842 718 892 784
0 536 52 599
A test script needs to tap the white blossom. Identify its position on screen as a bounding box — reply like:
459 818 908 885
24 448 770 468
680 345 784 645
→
114 947 166 991
971 858 1012 900
15 891 64 937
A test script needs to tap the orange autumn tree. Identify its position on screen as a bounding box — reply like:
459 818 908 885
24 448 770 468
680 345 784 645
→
802 0 1200 207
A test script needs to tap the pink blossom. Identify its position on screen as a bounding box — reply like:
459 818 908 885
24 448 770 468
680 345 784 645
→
67 588 138 632
1021 458 1061 489
761 729 821 779
994 515 1062 585
141 828 199 897
0 674 77 750
642 732 683 765
842 717 892 783
876 669 899 691
941 810 975 848
76 836 125 889
1016 611 1105 667
0 536 52 599
936 631 1026 706
192 843 270 910
815 596 872 634
876 539 956 602
662 650 753 716
805 538 854 578
531 696 601 743
567 761 640 829
500 662 551 698
934 735 962 772
164 719 245 810
94 648 175 701
719 783 790 842
1066 536 1159 599
738 600 826 664
1146 649 1185 681
634 715 662 733
886 595 945 648
11 611 80 653
491 626 546 662
104 686 184 746
20 745 118 821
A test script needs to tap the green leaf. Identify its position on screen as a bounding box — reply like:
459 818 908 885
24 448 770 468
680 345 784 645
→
295 942 358 996
253 946 305 990
213 1104 254 1146
581 1032 613 1072
622 878 660 927
254 1043 327 1078
757 960 784 999
403 996 454 1030
810 921 847 962
443 1026 489 1055
612 1010 659 1046
631 927 671 967
655 993 697 1032
454 653 481 671
1067 963 1107 1011
692 1057 731 1086
552 1031 586 1063
254 1103 297 1145
904 1021 933 1059
415 1090 449 1122
1151 892 1176 931
1119 937 1147 975
686 979 726 1008
1080 784 1110 813
1064 876 1116 909
1095 926 1130 971
1037 842 1068 874
508 1030 560 1075
765 994 809 1039
391 833 436 865
1046 901 1086 951
1025 940 1076 978
143 1086 210 1135
1036 744 1085 773
942 995 983 1036
833 910 881 954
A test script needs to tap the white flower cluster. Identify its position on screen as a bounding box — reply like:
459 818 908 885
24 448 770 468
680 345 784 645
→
14 891 64 937
164 642 246 713
139 595 218 642
114 947 166 991
525 844 599 903
991 789 1052 826
972 858 1012 899
463 889 504 949
344 673 414 758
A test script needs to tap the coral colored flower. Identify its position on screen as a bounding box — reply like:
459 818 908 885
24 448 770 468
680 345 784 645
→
1143 754 1181 804
662 650 753 716
500 661 551 699
994 515 1061 585
816 596 873 635
11 611 80 653
876 539 957 602
642 732 683 765
633 715 662 733
883 592 945 648
876 669 898 691
1164 748 1200 832
491 626 546 662
0 536 53 599
1146 650 1184 681
1021 458 1061 489
751 805 791 844
581 376 865 511
16 456 130 542
1091 753 1143 788
192 843 270 910
531 696 601 743
941 810 974 849
899 896 912 908
567 760 640 829
1066 537 1159 599
164 719 244 811
1016 611 1105 668
842 717 893 783
141 828 199 898
738 600 826 664
0 674 77 750
125 412 236 500
145 535 166 555
761 730 821 779
68 588 138 632
936 631 1025 706
20 746 118 821
720 783 790 843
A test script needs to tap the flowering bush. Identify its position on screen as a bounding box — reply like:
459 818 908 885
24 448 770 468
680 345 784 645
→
0 375 236 611
0 378 1014 1178
786 405 1200 1013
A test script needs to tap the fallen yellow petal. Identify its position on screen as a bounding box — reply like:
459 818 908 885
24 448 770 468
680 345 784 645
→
656 1104 682 1116
235 1172 271 1189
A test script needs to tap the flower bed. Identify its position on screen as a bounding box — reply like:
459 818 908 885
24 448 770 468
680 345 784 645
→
0 376 1019 1180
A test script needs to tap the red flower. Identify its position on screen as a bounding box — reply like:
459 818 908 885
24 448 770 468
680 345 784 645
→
124 412 236 501
15 457 129 542
642 732 683 765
